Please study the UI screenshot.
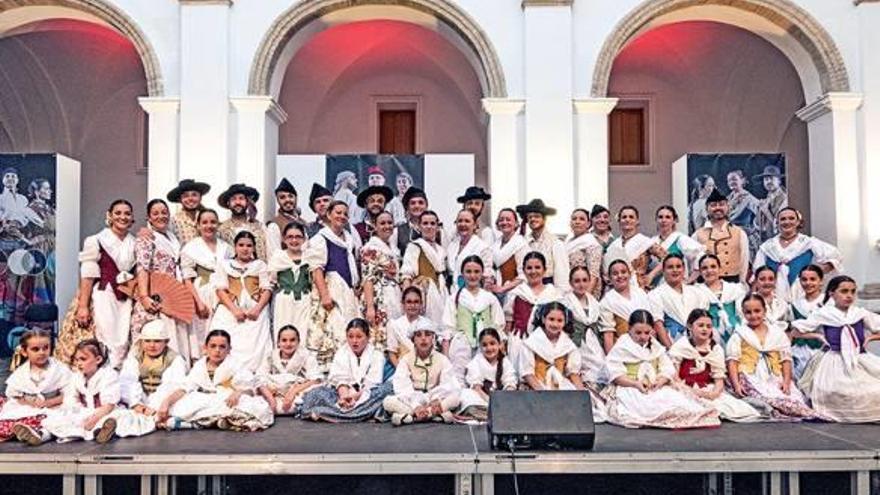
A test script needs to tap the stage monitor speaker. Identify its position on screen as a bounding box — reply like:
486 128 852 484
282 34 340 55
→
487 391 595 451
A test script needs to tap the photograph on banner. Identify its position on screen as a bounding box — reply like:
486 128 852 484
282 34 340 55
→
0 154 57 357
326 154 425 224
685 153 787 256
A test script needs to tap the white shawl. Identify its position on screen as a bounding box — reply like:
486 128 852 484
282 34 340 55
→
754 234 842 301
1 359 70 419
604 334 673 383
304 226 360 287
668 337 726 378
599 285 654 333
63 366 120 410
791 304 880 371
186 356 255 393
80 228 136 279
465 353 518 390
447 234 491 280
257 347 322 388
181 237 231 280
327 344 385 407
648 283 708 327
521 327 581 388
726 323 792 380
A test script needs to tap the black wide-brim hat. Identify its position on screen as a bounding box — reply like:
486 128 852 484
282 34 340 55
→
356 185 393 208
218 183 259 208
166 179 210 203
516 198 556 217
456 186 491 203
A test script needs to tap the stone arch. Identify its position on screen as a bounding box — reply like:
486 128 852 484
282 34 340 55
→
0 0 164 96
591 0 850 100
248 0 506 99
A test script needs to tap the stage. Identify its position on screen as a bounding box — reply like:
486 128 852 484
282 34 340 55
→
0 420 878 495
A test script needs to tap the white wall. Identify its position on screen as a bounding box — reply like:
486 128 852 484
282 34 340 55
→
607 21 810 230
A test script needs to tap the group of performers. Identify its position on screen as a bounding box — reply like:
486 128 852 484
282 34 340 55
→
2 174 880 446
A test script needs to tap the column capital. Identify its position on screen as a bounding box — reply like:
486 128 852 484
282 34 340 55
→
522 0 573 7
138 97 180 114
796 92 863 122
481 98 525 116
573 97 618 115
230 96 288 124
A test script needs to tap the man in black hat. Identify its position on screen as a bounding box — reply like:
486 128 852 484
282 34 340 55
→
266 178 304 255
217 183 268 260
754 165 788 240
166 179 210 244
516 199 569 290
692 188 750 283
456 186 494 245
306 183 333 238
353 185 393 244
395 186 437 254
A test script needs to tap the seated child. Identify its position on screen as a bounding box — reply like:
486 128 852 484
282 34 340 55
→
169 330 274 431
257 325 322 415
519 302 587 391
1 329 70 445
299 318 391 423
386 287 434 367
383 319 461 425
603 310 720 429
458 328 517 421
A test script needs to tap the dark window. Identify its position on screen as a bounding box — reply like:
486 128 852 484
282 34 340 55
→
379 110 416 154
609 107 646 165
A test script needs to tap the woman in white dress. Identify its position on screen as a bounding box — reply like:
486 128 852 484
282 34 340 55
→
305 200 362 370
789 265 826 379
401 211 448 324
446 209 492 289
169 330 273 431
2 330 70 445
489 208 528 301
668 309 761 422
565 208 603 299
442 255 506 380
726 294 820 420
361 211 403 352
602 310 720 429
267 222 312 341
59 199 136 368
181 208 230 362
792 276 880 422
599 259 654 354
753 207 842 302
695 254 747 344
257 325 322 416
211 231 272 372
651 205 705 283
648 254 709 347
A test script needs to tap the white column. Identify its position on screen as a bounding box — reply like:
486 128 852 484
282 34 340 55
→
178 0 231 205
523 0 574 232
482 98 525 221
795 92 864 280
573 98 617 209
138 97 180 200
230 96 288 221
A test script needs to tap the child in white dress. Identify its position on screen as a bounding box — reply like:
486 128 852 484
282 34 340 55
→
459 328 517 421
257 325 323 415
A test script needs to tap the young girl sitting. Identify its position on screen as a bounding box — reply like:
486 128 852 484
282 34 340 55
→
789 265 827 379
383 319 461 425
299 319 391 423
695 254 746 344
792 276 880 422
257 325 322 415
459 328 517 421
442 255 506 380
1 329 70 445
603 310 720 429
519 302 586 391
503 252 563 369
668 309 761 422
727 294 820 421
752 266 790 324
117 320 189 435
170 330 274 431
41 339 120 444
648 254 709 347
386 287 434 368
599 259 654 354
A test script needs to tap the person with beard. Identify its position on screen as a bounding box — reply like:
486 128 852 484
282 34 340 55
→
516 199 570 291
166 179 210 245
217 184 268 261
692 188 750 284
306 183 333 238
395 187 435 254
456 186 494 245
265 178 303 256
353 185 393 245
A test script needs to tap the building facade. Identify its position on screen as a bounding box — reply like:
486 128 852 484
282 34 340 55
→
0 0 879 291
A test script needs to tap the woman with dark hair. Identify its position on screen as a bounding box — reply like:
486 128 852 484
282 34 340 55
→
603 309 719 429
604 205 663 290
791 276 880 422
503 252 563 359
489 208 528 299
360 211 403 352
211 231 272 372
565 208 603 298
598 259 654 354
789 265 826 379
651 205 704 282
400 210 448 324
519 301 586 392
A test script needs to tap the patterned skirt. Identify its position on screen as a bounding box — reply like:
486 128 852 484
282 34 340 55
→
298 382 392 423
0 397 46 441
